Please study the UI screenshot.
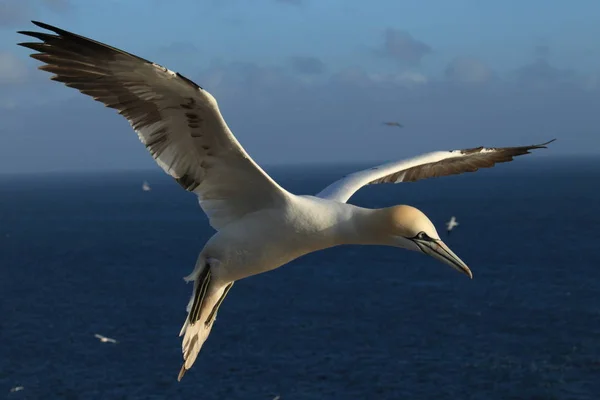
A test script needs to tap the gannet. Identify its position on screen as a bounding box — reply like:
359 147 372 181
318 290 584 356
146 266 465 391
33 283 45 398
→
446 216 459 235
17 21 556 381
383 121 403 128
94 333 118 344
142 181 151 191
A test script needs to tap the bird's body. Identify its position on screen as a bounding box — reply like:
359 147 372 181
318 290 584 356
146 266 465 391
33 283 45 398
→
383 121 403 128
200 196 338 281
446 216 459 234
94 334 118 344
18 21 556 381
188 195 415 284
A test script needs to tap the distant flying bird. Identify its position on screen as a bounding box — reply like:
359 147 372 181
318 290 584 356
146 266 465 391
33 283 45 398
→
18 21 556 382
383 121 403 128
94 334 118 344
142 180 151 191
446 216 459 235
10 386 24 393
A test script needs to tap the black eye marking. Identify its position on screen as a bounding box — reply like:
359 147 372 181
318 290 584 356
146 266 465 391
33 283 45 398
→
415 231 430 241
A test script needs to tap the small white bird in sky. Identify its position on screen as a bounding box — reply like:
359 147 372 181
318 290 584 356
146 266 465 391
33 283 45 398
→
18 21 556 381
10 386 24 393
446 216 459 235
94 334 118 344
142 180 151 191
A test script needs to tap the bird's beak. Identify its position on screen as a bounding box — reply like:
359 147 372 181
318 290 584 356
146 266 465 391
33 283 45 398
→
413 238 473 279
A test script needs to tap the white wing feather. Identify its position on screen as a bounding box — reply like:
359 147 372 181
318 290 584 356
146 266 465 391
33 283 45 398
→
316 140 555 203
316 150 464 203
19 21 290 230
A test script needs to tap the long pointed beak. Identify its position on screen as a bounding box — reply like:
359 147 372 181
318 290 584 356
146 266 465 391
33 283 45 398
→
414 239 473 279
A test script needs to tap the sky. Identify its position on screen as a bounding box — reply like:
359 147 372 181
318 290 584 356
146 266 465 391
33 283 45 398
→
0 0 599 173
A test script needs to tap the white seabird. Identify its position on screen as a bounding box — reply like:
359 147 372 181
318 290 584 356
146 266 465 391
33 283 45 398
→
18 21 556 381
446 216 459 235
142 180 151 191
94 333 118 344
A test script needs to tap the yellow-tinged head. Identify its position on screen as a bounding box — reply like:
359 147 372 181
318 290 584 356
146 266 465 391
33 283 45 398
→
377 205 473 279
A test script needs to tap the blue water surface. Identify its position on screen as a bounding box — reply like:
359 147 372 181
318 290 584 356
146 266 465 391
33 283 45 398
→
1 156 599 399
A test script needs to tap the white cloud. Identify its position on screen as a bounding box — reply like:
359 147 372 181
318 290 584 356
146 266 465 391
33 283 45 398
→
445 57 493 84
513 59 575 89
368 70 428 86
377 28 432 65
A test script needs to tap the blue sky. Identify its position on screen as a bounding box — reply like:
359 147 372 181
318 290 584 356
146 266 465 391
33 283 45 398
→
1 0 599 173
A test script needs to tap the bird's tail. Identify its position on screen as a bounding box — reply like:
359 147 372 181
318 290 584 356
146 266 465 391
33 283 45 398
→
177 262 234 381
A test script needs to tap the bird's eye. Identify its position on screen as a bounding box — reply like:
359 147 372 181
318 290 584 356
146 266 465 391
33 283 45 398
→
417 231 428 240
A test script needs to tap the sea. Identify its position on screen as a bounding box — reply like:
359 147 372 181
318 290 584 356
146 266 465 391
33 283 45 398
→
1 156 599 400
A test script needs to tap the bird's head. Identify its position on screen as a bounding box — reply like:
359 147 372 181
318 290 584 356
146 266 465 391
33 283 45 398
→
378 205 472 279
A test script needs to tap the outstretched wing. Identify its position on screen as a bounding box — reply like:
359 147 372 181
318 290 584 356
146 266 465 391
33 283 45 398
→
18 21 290 230
316 140 555 203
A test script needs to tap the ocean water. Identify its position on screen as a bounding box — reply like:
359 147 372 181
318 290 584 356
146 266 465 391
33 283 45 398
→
1 156 599 399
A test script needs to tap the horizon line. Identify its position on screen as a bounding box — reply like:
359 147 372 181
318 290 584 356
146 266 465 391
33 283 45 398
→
0 153 598 178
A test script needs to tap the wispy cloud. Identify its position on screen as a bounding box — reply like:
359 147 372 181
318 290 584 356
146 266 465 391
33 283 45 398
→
376 28 432 66
513 59 576 89
2 11 598 173
288 56 326 75
445 57 494 84
3 52 595 172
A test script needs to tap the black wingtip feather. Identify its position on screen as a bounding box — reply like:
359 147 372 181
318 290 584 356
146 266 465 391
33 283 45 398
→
17 42 47 52
529 139 556 150
539 138 557 147
18 20 155 65
17 31 58 42
177 72 203 91
17 21 207 92
31 20 66 35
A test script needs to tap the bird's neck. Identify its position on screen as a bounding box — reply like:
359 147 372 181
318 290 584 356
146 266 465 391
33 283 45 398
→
336 205 391 247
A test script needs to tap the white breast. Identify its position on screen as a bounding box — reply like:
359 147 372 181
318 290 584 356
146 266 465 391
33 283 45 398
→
204 195 352 282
